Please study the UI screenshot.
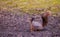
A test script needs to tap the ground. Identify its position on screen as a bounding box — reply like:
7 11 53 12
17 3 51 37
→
0 11 60 37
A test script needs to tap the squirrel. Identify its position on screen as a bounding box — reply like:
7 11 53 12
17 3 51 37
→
30 10 51 32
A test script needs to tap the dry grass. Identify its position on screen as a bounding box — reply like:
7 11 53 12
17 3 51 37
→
0 0 60 14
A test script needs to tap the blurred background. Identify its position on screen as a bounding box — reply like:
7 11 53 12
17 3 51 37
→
0 0 60 37
0 0 60 15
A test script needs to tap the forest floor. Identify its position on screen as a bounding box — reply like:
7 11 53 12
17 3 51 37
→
0 10 60 37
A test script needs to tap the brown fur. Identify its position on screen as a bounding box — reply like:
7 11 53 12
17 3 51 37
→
30 11 51 32
42 11 51 27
